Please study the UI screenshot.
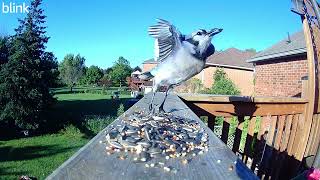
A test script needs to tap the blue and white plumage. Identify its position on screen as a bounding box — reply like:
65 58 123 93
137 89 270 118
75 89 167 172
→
140 19 222 113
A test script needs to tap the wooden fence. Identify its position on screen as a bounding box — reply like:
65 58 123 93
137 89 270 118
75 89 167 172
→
180 1 320 179
180 94 314 179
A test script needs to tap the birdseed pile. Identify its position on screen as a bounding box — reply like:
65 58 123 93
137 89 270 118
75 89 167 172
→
100 110 209 173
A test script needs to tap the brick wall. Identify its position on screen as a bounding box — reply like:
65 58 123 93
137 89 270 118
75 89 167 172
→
254 55 308 97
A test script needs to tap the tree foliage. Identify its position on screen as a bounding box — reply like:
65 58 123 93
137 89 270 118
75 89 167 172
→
0 37 10 66
109 57 132 86
99 74 112 87
82 65 103 85
0 0 58 131
59 54 85 91
209 68 240 95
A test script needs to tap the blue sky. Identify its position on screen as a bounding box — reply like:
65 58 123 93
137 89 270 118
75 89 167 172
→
0 0 302 69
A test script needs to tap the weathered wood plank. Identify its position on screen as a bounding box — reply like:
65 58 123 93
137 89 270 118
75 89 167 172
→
221 118 230 145
243 117 256 165
296 17 317 161
180 94 307 103
287 114 299 156
310 114 320 155
188 102 305 117
232 116 244 154
267 116 277 146
293 114 306 159
270 116 284 180
46 93 258 180
274 115 285 151
280 115 293 152
207 115 215 132
311 114 320 155
306 114 318 156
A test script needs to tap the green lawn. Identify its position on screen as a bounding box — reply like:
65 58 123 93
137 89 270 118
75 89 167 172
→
0 134 88 180
0 89 132 180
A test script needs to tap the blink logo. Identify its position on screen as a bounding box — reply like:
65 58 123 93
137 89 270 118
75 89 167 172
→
2 2 29 14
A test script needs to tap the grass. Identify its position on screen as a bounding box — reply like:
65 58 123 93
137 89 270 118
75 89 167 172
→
0 87 133 180
0 134 89 180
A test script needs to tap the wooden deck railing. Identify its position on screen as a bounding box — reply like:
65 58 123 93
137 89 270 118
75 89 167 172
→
179 94 315 179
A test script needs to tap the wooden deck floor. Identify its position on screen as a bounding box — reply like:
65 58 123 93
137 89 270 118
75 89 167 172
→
46 93 258 180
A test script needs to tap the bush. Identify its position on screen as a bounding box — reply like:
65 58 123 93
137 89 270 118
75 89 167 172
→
209 68 241 95
59 124 83 138
117 104 125 116
83 116 115 134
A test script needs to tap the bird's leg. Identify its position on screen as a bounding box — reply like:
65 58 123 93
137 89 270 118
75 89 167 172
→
159 86 171 114
149 92 156 114
149 82 159 116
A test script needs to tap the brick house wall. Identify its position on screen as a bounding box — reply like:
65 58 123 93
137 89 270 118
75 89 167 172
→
254 55 308 97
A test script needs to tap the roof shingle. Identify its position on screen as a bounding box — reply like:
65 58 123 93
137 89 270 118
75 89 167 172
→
206 48 256 69
247 31 306 63
143 48 256 70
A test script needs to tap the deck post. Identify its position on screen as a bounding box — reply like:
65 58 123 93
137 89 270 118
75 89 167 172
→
295 15 317 161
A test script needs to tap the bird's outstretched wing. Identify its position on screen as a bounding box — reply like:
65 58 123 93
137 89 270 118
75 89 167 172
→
148 19 182 62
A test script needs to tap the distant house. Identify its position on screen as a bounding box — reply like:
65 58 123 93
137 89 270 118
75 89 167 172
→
127 66 153 96
142 48 256 96
247 31 307 97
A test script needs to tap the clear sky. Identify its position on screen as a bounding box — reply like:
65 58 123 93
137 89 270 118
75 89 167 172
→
0 0 302 69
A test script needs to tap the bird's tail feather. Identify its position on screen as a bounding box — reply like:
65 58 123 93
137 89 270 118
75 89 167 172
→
139 72 154 81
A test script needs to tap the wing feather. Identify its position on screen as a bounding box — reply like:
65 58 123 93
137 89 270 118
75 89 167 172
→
148 19 182 62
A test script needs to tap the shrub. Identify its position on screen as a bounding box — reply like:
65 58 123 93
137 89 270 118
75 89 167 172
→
59 124 83 138
83 116 115 135
117 104 125 117
209 68 241 95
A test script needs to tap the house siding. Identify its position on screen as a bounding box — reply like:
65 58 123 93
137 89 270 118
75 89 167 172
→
194 67 254 96
254 55 308 97
143 62 254 96
142 63 157 73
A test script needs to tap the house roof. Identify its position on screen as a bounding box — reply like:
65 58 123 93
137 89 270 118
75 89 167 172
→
132 66 142 72
142 48 255 70
247 31 306 63
206 48 256 69
131 70 142 75
143 59 158 64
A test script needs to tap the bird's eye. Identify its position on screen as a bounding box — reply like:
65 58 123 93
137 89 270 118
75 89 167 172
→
196 32 201 35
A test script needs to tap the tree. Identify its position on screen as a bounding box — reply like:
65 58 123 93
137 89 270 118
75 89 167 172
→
98 74 112 87
0 36 10 66
109 57 132 86
209 68 240 95
83 65 103 85
0 0 59 131
59 54 85 92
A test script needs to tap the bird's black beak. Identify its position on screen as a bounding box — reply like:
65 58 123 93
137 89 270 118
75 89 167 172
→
208 28 223 37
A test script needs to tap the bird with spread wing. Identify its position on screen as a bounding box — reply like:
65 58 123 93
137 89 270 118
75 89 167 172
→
139 19 222 114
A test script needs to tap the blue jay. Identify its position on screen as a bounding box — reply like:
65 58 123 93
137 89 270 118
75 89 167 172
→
139 19 222 114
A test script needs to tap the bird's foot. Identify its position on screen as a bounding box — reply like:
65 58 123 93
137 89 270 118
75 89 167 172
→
149 103 153 112
158 105 166 115
148 104 156 116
